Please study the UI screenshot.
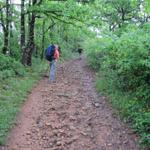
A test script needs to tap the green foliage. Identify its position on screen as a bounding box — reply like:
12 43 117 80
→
94 0 139 30
0 70 15 80
0 59 47 145
0 55 26 80
83 35 115 70
105 24 150 106
133 112 150 147
9 32 21 60
0 78 36 144
85 23 150 148
144 0 150 13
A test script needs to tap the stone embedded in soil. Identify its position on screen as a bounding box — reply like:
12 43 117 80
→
58 129 65 134
27 141 31 145
45 122 52 127
80 131 87 136
69 116 76 121
69 125 76 130
56 141 62 146
107 143 112 146
66 136 78 145
123 139 129 144
57 93 71 98
94 103 100 107
26 131 31 135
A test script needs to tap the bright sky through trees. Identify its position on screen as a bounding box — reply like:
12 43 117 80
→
12 0 21 4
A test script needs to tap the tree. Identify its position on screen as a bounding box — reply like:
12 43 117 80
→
22 0 43 66
1 0 10 54
0 0 93 65
20 0 25 53
94 0 139 31
21 0 91 65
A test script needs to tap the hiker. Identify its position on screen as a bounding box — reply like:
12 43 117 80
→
45 44 60 82
49 44 60 82
77 48 83 60
77 48 83 56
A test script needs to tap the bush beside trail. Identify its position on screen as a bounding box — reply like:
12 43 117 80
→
0 45 75 144
0 56 48 144
84 23 150 149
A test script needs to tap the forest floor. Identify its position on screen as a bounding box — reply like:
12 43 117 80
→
0 58 140 150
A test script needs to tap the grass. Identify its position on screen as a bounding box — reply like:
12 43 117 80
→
95 72 150 149
0 59 48 145
0 53 77 145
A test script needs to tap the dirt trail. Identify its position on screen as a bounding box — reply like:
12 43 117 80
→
1 58 139 150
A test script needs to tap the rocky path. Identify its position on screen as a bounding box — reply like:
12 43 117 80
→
1 58 139 150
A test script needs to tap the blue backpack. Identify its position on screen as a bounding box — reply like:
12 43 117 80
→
45 44 55 61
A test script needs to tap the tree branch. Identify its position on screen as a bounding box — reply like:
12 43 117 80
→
44 19 56 34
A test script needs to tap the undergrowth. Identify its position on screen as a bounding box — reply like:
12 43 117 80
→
84 23 150 149
0 57 47 145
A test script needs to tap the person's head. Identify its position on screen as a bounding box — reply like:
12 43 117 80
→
54 44 58 50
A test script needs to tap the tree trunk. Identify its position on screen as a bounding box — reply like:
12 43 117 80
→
9 0 14 55
22 0 36 66
20 0 25 53
2 0 10 54
22 13 35 66
41 20 45 60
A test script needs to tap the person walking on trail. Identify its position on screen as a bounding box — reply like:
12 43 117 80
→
77 48 83 60
45 44 60 82
49 44 60 82
77 48 83 56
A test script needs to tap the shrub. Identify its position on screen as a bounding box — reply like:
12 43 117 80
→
85 23 150 148
133 112 150 147
0 55 26 80
83 36 115 70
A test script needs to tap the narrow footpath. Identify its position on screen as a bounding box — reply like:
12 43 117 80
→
1 58 139 150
